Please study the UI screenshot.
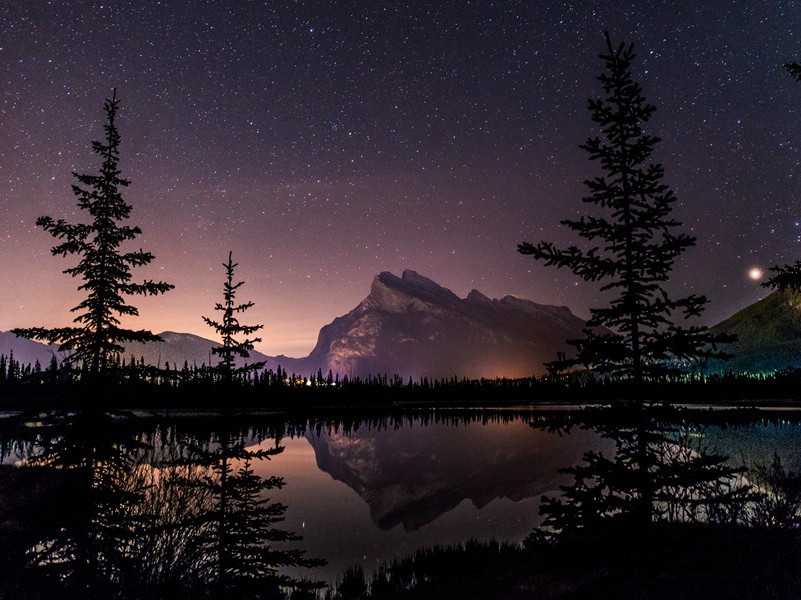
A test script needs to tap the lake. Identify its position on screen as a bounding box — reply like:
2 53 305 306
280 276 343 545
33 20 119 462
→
1 409 800 591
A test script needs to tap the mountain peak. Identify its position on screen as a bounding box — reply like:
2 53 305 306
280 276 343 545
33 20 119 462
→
466 289 492 304
376 269 449 291
400 269 437 286
311 270 589 378
371 270 459 312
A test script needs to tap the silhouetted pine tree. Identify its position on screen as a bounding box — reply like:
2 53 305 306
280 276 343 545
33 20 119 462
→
203 252 265 383
518 34 732 383
12 91 173 376
764 262 801 292
519 34 737 530
6 351 18 383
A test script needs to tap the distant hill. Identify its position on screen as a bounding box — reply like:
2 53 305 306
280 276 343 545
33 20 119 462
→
293 270 590 379
0 331 64 366
0 330 303 374
708 289 801 373
121 331 290 371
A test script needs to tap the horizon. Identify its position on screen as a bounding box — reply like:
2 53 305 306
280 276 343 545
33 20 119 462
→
0 265 778 365
1 267 614 359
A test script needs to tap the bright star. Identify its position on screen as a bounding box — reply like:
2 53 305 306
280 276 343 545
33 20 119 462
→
748 267 763 281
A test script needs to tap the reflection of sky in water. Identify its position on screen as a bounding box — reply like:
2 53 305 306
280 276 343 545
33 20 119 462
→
252 420 606 582
704 423 801 471
4 415 801 584
247 419 801 582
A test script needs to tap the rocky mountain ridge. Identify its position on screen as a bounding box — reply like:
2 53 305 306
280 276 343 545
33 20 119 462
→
294 270 588 379
2 270 590 379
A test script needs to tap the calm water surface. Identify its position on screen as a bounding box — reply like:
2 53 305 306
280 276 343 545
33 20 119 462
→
2 412 800 584
264 418 606 580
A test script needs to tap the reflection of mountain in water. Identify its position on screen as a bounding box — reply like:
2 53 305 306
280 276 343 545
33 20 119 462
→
306 420 603 531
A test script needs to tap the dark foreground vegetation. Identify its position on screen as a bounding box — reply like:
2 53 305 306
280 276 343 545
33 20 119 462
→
5 354 801 411
325 527 801 600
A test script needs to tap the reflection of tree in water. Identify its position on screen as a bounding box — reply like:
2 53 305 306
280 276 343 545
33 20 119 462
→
5 411 149 599
178 427 324 599
0 415 322 600
529 409 753 544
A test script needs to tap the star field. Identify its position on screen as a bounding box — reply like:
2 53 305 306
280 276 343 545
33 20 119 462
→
2 1 801 355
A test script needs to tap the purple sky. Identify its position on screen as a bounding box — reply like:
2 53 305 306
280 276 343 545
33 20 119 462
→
1 1 799 355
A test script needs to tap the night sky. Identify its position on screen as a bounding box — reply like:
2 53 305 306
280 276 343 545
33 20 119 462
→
2 1 801 356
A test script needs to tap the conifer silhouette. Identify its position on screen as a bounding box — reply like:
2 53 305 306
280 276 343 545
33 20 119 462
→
518 33 731 382
519 33 736 530
12 90 173 375
203 252 265 383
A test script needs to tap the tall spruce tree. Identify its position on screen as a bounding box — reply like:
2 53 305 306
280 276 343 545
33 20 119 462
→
518 34 731 383
203 252 265 383
13 91 173 375
519 34 738 531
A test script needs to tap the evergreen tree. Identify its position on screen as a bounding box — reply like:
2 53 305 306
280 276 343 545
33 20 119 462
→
203 252 265 383
47 355 60 384
764 262 801 292
519 34 737 530
6 350 18 383
12 91 173 376
518 34 731 383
